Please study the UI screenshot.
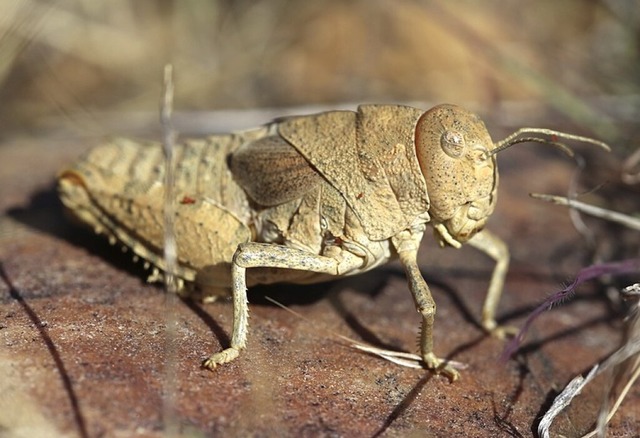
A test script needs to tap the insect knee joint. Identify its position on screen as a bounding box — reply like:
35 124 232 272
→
417 302 436 316
232 244 257 268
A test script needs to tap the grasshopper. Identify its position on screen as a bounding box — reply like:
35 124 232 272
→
58 104 608 380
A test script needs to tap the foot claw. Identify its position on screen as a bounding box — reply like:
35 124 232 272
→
423 352 461 382
483 320 518 340
489 325 519 340
202 347 240 370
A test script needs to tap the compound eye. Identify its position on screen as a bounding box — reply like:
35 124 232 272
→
441 130 465 158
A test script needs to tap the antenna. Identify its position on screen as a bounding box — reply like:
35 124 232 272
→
490 127 611 157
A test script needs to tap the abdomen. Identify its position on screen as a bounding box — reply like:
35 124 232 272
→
58 130 268 282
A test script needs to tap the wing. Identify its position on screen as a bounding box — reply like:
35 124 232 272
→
229 135 324 207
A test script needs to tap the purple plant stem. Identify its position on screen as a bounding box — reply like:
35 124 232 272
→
502 258 640 361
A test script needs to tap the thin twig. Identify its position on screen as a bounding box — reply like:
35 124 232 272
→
530 193 640 231
160 64 180 436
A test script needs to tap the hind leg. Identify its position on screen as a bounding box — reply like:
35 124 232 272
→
202 243 340 368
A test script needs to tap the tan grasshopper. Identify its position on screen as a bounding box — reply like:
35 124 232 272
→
58 104 609 380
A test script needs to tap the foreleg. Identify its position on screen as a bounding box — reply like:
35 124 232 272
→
467 229 514 338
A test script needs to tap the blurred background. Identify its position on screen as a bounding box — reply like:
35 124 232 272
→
1 2 640 436
1 0 638 146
